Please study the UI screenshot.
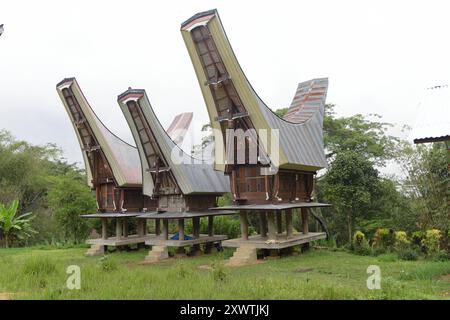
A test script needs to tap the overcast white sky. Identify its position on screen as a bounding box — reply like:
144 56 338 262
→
0 0 449 169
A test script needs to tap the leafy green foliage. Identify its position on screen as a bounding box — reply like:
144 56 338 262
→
0 200 35 247
319 151 381 243
46 173 96 243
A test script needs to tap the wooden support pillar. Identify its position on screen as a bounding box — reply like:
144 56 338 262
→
208 216 214 237
285 209 293 238
276 211 283 234
162 219 169 240
259 211 267 237
240 212 249 240
143 219 147 236
137 219 144 237
101 218 108 240
301 208 309 235
178 219 185 241
192 217 200 239
115 219 122 240
155 219 161 236
267 211 277 240
123 218 129 237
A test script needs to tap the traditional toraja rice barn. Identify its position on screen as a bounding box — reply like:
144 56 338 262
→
56 78 193 255
181 10 331 264
117 89 235 262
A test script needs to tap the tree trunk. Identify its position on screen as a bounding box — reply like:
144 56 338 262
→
347 214 352 245
5 233 9 248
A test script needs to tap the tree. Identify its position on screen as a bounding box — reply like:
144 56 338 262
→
318 151 381 244
0 200 35 248
46 173 96 243
396 141 449 231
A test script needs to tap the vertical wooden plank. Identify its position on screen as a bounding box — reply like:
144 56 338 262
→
285 209 293 238
267 211 277 240
208 216 214 236
101 218 108 240
178 219 185 241
240 212 249 240
259 211 267 237
301 208 309 234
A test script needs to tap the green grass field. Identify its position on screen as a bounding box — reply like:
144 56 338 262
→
0 246 448 300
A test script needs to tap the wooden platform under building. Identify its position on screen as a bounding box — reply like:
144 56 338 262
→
222 232 326 249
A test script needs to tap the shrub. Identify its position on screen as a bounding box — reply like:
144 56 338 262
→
397 248 419 261
211 262 228 282
98 255 117 271
433 250 449 261
23 255 57 276
411 231 425 248
375 228 395 248
352 231 371 255
421 229 442 256
394 231 410 251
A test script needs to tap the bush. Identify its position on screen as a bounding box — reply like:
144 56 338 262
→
397 248 419 261
411 231 425 248
23 255 57 276
98 255 117 271
373 228 395 249
433 250 449 261
421 229 442 256
394 231 410 251
352 231 371 255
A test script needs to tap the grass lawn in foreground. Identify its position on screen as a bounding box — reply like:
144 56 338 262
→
0 246 448 299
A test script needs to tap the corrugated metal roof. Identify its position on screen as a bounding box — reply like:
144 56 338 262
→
409 85 450 143
118 89 230 196
181 10 328 172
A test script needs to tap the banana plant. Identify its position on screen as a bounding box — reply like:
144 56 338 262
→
0 200 35 248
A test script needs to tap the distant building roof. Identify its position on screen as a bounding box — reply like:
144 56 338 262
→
410 85 450 143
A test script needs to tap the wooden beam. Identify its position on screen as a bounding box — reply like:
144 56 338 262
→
162 219 169 240
178 219 185 241
208 216 214 236
285 209 293 238
240 212 249 240
101 218 108 240
276 211 283 234
155 219 161 236
301 208 309 234
115 219 122 240
137 219 144 237
259 211 267 237
267 211 277 240
123 218 129 237
193 217 200 239
143 219 147 236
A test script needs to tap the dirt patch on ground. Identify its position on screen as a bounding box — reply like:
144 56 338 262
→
0 293 13 300
439 274 450 282
197 264 214 271
294 268 313 273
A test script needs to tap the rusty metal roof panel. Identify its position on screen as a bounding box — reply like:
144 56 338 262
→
166 112 193 145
